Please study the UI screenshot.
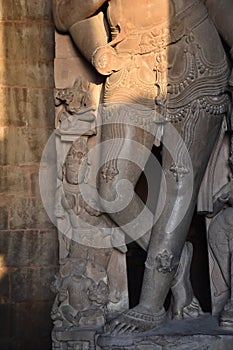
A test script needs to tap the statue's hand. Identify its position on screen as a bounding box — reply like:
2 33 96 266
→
92 46 124 75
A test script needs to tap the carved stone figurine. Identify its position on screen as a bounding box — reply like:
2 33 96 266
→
51 258 109 329
52 0 233 340
208 180 233 329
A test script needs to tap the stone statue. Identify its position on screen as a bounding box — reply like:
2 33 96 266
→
52 0 233 346
207 180 233 329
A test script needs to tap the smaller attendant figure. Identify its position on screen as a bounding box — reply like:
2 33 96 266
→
51 259 109 329
208 180 233 329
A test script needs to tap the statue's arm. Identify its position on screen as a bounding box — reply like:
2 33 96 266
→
52 0 108 32
205 0 233 87
52 0 109 63
205 0 233 50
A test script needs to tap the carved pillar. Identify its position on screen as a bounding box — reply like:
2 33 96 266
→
51 31 128 350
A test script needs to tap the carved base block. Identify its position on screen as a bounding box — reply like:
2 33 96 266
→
52 315 233 349
52 328 98 350
97 314 233 350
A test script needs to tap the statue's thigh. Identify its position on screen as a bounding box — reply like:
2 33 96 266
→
100 123 155 187
162 110 223 188
99 124 154 205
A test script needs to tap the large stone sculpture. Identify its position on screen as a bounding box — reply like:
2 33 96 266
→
51 0 233 348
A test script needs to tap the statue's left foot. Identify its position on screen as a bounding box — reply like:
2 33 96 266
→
171 242 203 320
220 300 233 330
172 296 203 320
98 307 167 347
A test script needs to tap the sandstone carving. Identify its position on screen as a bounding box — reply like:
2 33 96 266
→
51 0 233 348
207 180 233 329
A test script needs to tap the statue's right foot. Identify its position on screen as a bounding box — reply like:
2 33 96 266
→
108 306 167 335
98 306 167 347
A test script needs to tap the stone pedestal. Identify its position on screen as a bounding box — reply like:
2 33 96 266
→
52 328 97 350
98 315 233 350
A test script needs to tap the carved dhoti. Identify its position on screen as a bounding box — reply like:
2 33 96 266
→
103 0 230 123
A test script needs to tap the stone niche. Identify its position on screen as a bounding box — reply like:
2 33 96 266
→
50 1 233 349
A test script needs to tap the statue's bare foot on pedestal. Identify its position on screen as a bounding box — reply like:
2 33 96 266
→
108 306 167 335
220 300 233 330
98 305 167 347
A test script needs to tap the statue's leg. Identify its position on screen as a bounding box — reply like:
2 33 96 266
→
140 110 223 319
107 108 224 334
98 118 155 247
208 217 231 289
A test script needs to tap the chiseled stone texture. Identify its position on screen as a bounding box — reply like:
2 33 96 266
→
0 271 9 303
0 167 30 195
0 230 58 267
0 127 52 166
0 23 40 61
0 87 55 127
0 201 8 229
98 315 233 350
0 61 54 88
0 0 52 21
102 336 233 350
9 197 54 230
0 0 56 349
11 267 57 302
0 302 53 350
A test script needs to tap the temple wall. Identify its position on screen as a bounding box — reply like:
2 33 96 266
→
0 1 57 349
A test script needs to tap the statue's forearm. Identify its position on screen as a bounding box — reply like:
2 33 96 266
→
205 0 233 49
52 0 108 32
53 0 109 64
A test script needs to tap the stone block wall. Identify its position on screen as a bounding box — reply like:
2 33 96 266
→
0 1 57 349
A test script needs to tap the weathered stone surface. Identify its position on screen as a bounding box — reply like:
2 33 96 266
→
0 0 52 21
98 315 233 350
0 87 54 127
54 57 101 89
0 230 58 267
0 23 39 61
15 301 53 340
52 329 97 349
40 25 55 61
100 336 233 350
0 202 8 229
30 171 40 196
0 0 55 348
9 197 54 230
17 340 52 350
0 302 53 350
52 1 233 349
55 32 80 59
0 271 9 302
0 60 54 88
0 127 52 166
11 267 57 301
0 303 15 339
0 166 29 195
